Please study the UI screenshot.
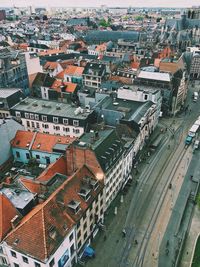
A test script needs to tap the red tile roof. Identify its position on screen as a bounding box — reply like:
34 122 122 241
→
5 165 103 261
0 193 19 241
43 61 60 71
50 80 77 93
56 65 84 79
5 199 74 261
11 131 34 149
36 157 67 183
12 131 76 153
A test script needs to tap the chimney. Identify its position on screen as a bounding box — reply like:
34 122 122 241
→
66 145 75 175
11 215 20 229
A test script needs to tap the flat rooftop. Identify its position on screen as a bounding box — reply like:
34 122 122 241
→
0 187 35 210
12 98 93 119
138 71 171 82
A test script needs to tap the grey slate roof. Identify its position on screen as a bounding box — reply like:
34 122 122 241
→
85 31 141 43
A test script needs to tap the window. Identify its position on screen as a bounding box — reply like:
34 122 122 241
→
35 262 41 267
0 257 7 264
14 263 19 267
11 251 17 258
22 256 29 263
42 115 47 122
69 232 74 242
53 125 60 131
73 129 80 134
15 111 21 118
73 120 79 127
144 94 148 100
25 113 29 118
63 127 70 132
43 124 49 129
53 117 58 123
30 113 35 119
83 222 87 230
77 230 81 238
78 240 82 249
49 258 55 267
26 153 30 160
36 155 40 160
63 118 68 125
27 120 30 127
84 232 87 240
35 114 39 120
16 151 20 158
31 121 35 128
36 122 40 128
70 244 75 255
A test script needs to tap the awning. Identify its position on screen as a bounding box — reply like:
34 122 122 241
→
83 246 95 257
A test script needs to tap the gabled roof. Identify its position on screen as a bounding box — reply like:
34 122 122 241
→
11 130 76 153
36 157 67 183
0 193 19 241
56 65 84 79
11 130 34 149
5 165 103 262
32 72 55 88
50 80 77 93
5 199 74 261
43 61 60 71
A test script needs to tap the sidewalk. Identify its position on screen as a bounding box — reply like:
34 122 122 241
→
179 206 200 267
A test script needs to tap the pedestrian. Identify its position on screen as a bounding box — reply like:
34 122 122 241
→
135 239 138 245
122 229 126 237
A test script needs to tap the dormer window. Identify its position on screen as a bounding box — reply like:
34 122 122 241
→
78 188 91 202
68 200 81 214
53 117 58 123
15 111 21 118
49 226 57 240
90 179 99 191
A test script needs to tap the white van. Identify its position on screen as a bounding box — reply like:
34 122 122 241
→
193 92 198 102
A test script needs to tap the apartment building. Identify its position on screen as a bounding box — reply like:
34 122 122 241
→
11 130 76 165
0 50 29 95
1 161 104 267
66 129 126 209
82 63 106 89
11 98 95 138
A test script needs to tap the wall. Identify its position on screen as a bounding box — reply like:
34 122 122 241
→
3 228 76 267
0 120 24 166
21 118 84 138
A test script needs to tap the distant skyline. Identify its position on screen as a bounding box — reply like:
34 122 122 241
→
0 0 200 8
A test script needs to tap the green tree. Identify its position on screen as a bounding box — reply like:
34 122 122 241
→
196 193 200 209
135 15 144 21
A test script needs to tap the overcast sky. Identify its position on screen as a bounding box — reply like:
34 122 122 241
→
0 0 200 7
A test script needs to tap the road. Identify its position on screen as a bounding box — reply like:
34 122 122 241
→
83 82 200 267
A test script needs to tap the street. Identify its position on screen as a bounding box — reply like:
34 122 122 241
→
82 82 200 267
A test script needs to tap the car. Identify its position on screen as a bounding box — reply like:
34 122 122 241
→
185 136 193 145
194 140 199 150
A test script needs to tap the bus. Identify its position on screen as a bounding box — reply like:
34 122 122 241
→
188 124 199 137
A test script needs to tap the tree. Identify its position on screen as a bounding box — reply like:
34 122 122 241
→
135 15 144 21
196 193 200 209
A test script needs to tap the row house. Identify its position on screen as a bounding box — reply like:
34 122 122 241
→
66 129 125 209
0 89 25 119
1 160 104 267
56 65 84 85
93 96 158 153
117 85 162 123
11 130 76 165
82 63 106 89
11 98 96 138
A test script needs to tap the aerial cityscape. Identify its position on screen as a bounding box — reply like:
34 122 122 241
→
0 2 200 267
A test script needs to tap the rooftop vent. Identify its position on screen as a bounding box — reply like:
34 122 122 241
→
32 103 38 107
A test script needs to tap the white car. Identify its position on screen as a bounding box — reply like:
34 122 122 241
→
194 140 199 150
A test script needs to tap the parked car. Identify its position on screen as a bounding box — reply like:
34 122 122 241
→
185 136 193 145
194 140 199 150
